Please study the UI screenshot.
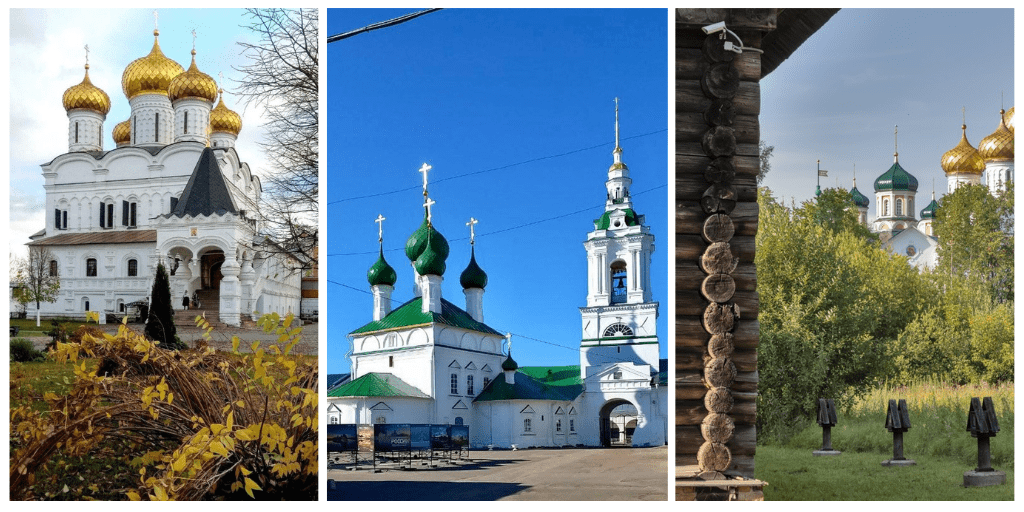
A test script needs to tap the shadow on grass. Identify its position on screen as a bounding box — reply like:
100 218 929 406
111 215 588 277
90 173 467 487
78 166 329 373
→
327 481 529 501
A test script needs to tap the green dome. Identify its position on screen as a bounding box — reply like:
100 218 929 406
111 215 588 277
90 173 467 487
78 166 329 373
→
501 352 518 371
459 247 488 289
920 198 940 219
850 186 870 208
874 161 919 192
405 215 450 262
594 208 641 230
413 229 447 276
367 247 397 287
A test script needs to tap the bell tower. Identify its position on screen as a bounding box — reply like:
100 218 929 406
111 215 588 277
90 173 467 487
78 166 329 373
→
579 99 659 377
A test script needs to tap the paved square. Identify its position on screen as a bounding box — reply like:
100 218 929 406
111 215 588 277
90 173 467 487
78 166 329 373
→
327 446 668 501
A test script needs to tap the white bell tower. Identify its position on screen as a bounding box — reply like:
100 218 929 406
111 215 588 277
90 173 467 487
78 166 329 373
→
579 99 659 377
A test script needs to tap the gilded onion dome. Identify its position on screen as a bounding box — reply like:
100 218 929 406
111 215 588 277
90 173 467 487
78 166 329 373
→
977 109 1014 162
167 50 218 103
460 247 488 289
413 229 447 276
367 247 397 287
405 215 450 263
209 90 243 135
121 29 185 99
62 64 111 115
112 119 131 145
940 124 985 175
1004 107 1014 132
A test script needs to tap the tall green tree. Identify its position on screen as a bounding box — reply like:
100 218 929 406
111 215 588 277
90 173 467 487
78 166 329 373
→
11 247 61 327
933 182 1013 303
145 263 183 350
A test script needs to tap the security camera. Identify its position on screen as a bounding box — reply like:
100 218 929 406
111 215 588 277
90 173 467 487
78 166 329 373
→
702 21 726 34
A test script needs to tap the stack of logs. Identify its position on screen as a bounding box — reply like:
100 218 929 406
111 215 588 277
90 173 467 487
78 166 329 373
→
676 26 761 479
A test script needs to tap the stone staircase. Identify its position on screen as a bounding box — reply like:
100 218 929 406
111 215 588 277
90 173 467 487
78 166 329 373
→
175 289 223 330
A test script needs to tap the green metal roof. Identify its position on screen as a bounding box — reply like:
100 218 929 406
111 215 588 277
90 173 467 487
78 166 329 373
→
594 208 640 230
459 246 488 289
473 365 583 402
874 160 919 192
350 296 503 336
920 198 940 219
327 372 430 398
367 248 397 287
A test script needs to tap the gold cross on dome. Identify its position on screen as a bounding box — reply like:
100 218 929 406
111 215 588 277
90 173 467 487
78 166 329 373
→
374 214 386 242
153 10 159 31
466 217 478 245
191 29 197 51
418 163 432 196
424 197 436 224
84 44 89 65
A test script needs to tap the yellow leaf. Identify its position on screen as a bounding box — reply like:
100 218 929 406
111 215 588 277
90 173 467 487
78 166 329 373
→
226 411 234 430
154 486 168 501
172 456 187 473
232 336 240 353
244 476 262 498
239 466 252 476
210 441 229 457
127 491 141 501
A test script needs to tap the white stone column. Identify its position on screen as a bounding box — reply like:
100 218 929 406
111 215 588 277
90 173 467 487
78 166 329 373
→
372 284 394 321
219 254 242 326
173 99 212 144
239 253 256 319
420 275 443 314
464 287 484 323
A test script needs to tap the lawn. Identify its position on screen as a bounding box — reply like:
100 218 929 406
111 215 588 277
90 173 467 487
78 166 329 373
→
756 379 1014 500
9 317 101 337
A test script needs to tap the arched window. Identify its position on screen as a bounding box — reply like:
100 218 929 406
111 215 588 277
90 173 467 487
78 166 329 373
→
454 417 464 426
466 375 474 395
450 373 458 394
908 198 913 215
86 258 97 277
49 260 58 277
895 198 903 216
883 199 890 217
610 260 627 303
330 416 338 425
127 259 138 277
603 323 634 337
523 418 532 433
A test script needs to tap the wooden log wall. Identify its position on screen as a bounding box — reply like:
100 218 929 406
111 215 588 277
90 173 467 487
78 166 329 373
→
676 25 763 481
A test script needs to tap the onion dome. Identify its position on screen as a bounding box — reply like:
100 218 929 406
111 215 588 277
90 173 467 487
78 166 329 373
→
167 50 218 103
405 215 450 263
1004 107 1014 132
978 109 1014 162
413 229 447 276
122 30 185 99
940 124 985 175
874 159 919 192
112 119 131 145
501 352 518 371
62 64 111 115
850 179 870 208
209 90 243 135
367 248 397 287
920 197 939 220
459 247 488 289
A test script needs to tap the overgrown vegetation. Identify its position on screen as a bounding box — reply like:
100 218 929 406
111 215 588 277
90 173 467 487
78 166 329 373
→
756 184 1013 442
10 338 46 363
10 314 317 500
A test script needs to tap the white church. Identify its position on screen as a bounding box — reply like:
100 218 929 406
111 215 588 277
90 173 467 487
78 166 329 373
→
848 107 1014 270
24 28 303 326
326 109 668 449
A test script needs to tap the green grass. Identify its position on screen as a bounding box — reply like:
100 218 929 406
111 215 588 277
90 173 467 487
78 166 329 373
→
8 317 97 337
756 445 1013 500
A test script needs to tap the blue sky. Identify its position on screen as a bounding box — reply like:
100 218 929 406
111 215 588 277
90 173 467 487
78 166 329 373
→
326 9 669 375
8 8 270 258
761 8 1014 211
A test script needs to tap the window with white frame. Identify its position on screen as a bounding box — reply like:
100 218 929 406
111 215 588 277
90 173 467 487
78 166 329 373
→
450 373 458 394
523 418 532 433
466 375 474 395
123 201 138 227
49 260 58 277
86 258 97 277
54 209 68 230
570 419 575 432
556 419 562 432
127 259 138 277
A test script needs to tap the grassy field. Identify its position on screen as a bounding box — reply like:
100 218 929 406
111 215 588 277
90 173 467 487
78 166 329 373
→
8 317 99 337
756 379 1014 500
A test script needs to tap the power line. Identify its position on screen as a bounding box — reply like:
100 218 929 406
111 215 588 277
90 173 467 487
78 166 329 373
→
327 8 442 43
327 129 667 205
325 183 666 257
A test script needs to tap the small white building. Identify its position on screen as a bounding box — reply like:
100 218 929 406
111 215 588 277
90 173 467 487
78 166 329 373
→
25 29 303 325
327 109 668 449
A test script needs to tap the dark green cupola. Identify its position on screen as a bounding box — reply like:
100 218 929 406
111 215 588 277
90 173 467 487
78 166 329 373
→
413 229 447 276
460 246 488 289
501 352 518 371
874 160 919 192
920 197 939 220
367 247 397 287
405 214 450 263
850 182 870 208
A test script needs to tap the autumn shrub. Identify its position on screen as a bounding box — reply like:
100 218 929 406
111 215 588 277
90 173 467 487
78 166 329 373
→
10 338 45 363
9 313 317 500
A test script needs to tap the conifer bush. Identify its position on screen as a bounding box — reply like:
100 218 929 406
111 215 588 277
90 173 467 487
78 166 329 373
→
144 263 183 350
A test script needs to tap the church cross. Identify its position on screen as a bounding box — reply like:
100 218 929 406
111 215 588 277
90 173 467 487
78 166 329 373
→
418 163 432 197
153 10 159 31
84 44 89 66
466 217 478 245
505 333 512 355
374 214 386 242
191 29 197 51
424 197 436 224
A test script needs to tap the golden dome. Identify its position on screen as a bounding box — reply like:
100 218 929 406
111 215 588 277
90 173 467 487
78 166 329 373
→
209 90 242 135
1004 106 1014 133
977 109 1014 162
112 119 131 145
121 30 185 100
940 124 985 175
62 64 111 115
168 50 218 103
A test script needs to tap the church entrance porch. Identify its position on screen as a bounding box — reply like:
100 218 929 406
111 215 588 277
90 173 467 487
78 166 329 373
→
200 251 225 290
599 399 639 447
